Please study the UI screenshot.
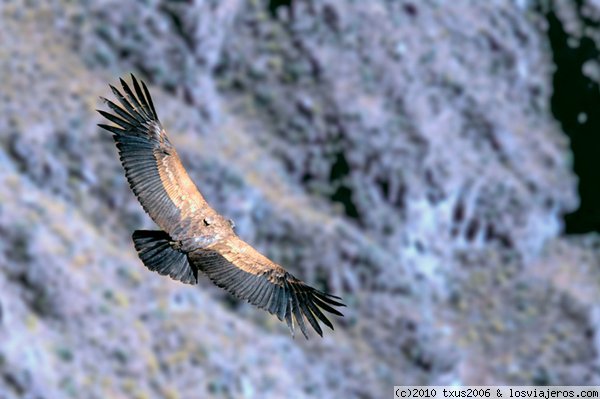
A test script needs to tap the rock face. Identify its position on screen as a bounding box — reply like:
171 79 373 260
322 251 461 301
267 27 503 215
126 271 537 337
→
0 0 597 398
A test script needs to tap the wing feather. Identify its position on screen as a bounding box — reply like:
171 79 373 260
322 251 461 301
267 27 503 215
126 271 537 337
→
109 84 143 123
119 77 152 120
268 285 279 315
131 74 154 120
190 235 345 338
298 291 323 337
305 297 334 330
276 287 288 321
288 280 308 338
101 96 139 125
284 299 294 332
97 109 135 130
141 80 158 119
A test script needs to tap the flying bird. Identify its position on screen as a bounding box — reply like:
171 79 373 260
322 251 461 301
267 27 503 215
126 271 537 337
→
98 75 344 338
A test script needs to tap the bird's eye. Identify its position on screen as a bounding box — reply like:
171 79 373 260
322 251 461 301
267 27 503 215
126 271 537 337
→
228 219 235 228
203 218 212 226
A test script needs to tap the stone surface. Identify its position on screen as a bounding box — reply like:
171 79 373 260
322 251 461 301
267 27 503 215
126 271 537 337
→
0 0 597 398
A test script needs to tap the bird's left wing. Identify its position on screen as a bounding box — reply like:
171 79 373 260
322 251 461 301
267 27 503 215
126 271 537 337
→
191 235 345 338
97 75 210 239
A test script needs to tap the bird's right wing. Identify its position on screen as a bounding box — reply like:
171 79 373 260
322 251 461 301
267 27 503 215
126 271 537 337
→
98 75 209 239
191 235 345 339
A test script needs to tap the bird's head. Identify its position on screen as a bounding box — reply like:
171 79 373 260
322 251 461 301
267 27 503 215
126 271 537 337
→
201 214 235 235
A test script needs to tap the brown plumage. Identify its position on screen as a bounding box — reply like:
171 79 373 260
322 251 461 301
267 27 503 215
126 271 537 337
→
98 75 345 338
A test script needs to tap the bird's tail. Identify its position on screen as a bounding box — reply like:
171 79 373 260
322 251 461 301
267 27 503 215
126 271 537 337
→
132 230 197 284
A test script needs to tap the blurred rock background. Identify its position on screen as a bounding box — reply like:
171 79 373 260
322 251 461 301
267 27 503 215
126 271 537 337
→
0 0 599 397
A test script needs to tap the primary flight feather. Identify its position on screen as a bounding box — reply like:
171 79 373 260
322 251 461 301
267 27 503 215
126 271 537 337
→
98 75 345 338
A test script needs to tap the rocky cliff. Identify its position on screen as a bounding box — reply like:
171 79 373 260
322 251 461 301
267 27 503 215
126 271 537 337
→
0 1 598 398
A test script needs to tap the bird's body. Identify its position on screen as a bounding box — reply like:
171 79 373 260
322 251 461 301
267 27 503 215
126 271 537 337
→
98 75 344 338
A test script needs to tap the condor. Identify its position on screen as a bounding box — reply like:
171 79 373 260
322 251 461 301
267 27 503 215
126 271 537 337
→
98 75 344 338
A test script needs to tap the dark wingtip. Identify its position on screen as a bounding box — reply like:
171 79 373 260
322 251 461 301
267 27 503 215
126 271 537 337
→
130 73 142 91
314 327 323 338
316 291 346 307
98 123 125 135
119 77 132 95
325 293 343 300
141 79 158 119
